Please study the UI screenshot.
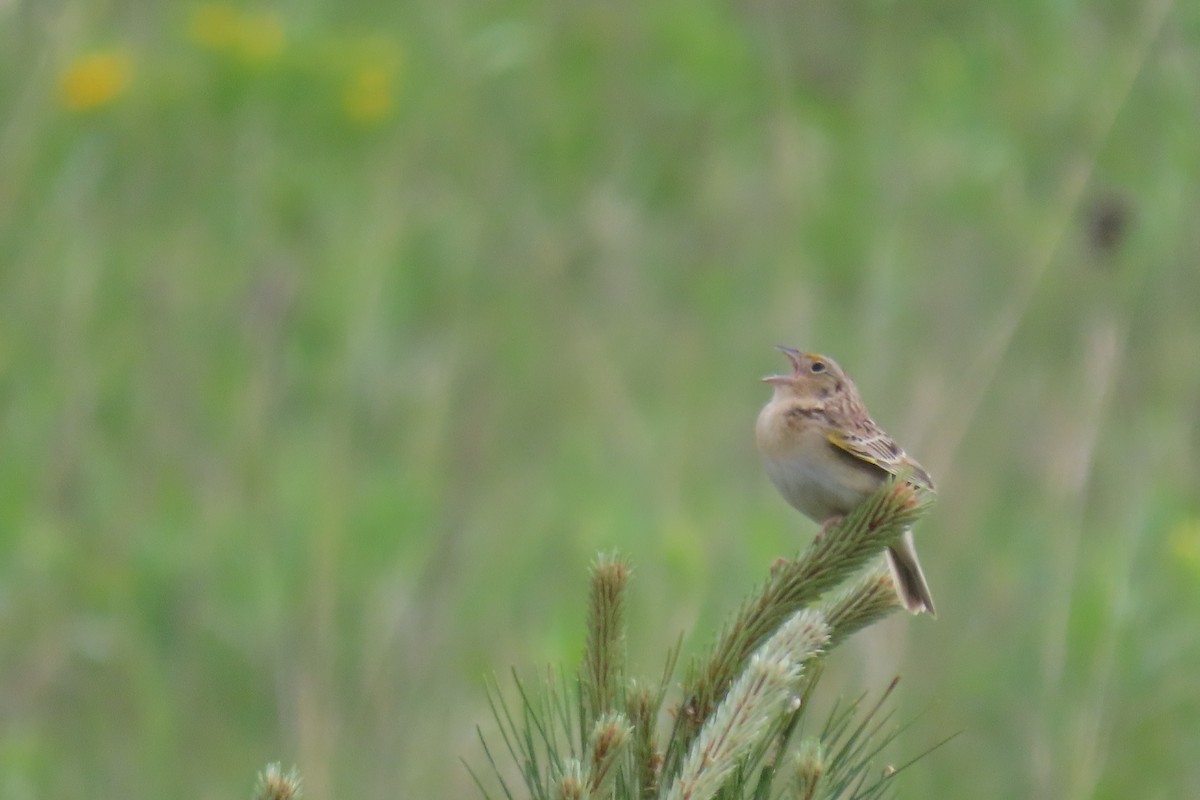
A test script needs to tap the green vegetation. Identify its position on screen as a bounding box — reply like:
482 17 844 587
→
2 1 1199 798
470 484 946 800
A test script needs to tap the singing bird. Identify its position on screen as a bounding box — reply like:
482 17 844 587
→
755 347 936 615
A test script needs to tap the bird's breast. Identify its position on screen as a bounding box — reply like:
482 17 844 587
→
756 401 882 523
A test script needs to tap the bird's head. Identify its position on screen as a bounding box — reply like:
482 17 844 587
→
762 347 851 405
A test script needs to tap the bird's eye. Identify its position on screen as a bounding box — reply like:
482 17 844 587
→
810 361 826 373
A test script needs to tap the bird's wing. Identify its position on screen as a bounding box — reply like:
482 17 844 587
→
827 428 935 491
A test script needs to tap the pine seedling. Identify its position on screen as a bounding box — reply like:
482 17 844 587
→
668 481 929 770
582 553 630 730
470 479 945 800
792 738 827 800
626 681 663 800
822 564 903 647
253 763 302 800
556 760 586 800
664 609 829 800
583 712 633 798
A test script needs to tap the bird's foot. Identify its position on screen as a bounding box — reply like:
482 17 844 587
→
816 515 845 541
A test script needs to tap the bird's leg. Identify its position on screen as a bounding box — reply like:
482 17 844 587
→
815 515 845 541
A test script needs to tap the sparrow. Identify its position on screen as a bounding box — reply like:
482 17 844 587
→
755 346 936 615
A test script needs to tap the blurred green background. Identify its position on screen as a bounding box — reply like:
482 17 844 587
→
3 0 1200 797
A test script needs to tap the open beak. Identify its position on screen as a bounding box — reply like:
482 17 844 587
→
762 345 803 385
775 344 803 372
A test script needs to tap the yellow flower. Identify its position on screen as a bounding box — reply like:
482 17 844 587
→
59 50 133 112
234 11 284 64
343 65 394 124
188 3 239 50
188 4 284 65
341 37 403 125
1168 517 1200 576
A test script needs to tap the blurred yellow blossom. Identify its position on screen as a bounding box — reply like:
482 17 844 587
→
343 66 395 124
59 50 133 112
236 11 285 63
341 37 403 125
188 3 239 49
1167 517 1200 576
188 4 284 65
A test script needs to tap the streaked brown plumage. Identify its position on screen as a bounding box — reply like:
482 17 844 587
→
755 347 937 616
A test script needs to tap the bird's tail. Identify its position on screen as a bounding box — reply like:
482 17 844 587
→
885 528 936 616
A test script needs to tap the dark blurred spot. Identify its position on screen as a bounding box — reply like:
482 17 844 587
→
1085 193 1134 257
